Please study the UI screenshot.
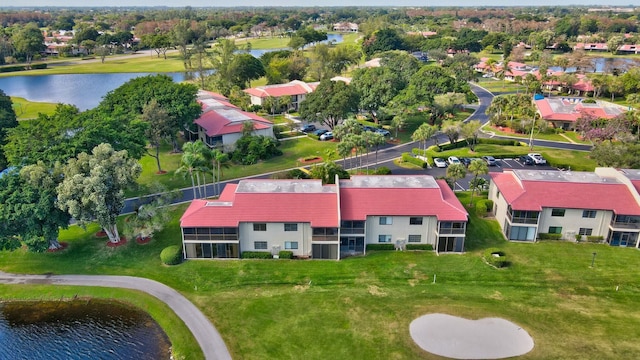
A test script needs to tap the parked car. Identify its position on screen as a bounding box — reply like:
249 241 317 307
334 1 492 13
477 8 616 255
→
375 128 391 136
528 153 547 165
362 125 376 132
482 155 497 166
312 129 328 136
447 156 461 165
300 124 316 133
518 155 535 165
433 158 447 168
460 157 471 166
469 158 483 166
320 132 334 141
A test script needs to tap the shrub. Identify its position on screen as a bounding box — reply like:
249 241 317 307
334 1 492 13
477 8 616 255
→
278 250 293 259
586 235 604 243
475 201 488 216
31 63 47 69
366 244 395 251
0 65 25 73
483 248 508 268
538 233 562 240
374 166 392 175
287 168 310 179
406 244 433 251
401 152 427 168
241 251 273 259
437 140 468 151
477 138 521 146
160 245 183 265
575 234 583 242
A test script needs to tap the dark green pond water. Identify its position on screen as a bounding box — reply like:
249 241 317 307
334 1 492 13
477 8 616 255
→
0 300 171 360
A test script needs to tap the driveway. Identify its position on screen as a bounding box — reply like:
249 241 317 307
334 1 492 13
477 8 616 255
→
0 272 231 360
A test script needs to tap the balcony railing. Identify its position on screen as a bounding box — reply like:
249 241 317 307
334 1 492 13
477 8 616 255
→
437 228 466 235
610 221 640 230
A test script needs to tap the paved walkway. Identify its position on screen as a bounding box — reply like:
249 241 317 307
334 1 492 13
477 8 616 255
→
0 272 231 360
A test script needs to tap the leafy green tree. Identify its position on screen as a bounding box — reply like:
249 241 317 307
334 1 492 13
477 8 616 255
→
141 99 172 173
232 135 282 165
57 143 141 244
441 120 461 144
351 67 403 123
309 160 349 184
141 33 172 59
299 79 359 129
391 115 407 138
0 89 18 170
12 23 45 68
230 53 266 89
171 19 196 69
209 38 238 96
362 28 406 58
461 120 482 151
468 159 489 206
99 74 201 152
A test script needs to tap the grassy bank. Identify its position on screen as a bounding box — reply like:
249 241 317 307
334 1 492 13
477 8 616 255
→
1 195 640 359
10 96 58 120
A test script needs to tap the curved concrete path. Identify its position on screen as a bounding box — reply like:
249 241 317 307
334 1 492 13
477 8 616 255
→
0 272 231 360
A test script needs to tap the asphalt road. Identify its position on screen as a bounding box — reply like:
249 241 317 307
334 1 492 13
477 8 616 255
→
0 272 231 360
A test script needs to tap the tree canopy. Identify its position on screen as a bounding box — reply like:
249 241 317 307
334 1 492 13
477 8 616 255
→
0 89 18 170
299 79 359 129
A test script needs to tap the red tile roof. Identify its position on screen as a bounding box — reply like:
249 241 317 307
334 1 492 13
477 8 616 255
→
181 180 339 228
535 98 622 123
339 177 468 221
244 80 317 98
490 171 640 215
194 91 272 137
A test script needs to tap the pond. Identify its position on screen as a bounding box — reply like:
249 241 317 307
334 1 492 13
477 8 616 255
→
243 33 344 58
549 57 638 73
0 300 171 360
0 72 186 111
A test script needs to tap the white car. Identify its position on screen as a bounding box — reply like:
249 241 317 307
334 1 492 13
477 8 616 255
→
320 132 334 141
433 158 447 168
527 153 547 165
447 156 461 165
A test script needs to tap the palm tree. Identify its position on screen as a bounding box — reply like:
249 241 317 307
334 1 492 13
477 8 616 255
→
411 123 437 155
177 141 208 199
467 159 489 206
391 115 407 138
206 148 230 197
446 163 467 190
337 139 353 170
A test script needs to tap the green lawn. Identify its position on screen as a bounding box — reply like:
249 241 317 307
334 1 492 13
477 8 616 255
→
0 52 186 77
476 78 525 94
10 96 58 120
485 125 593 145
1 195 640 359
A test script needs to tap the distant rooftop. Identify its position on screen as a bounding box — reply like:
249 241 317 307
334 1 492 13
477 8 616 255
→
341 175 439 189
236 179 335 194
514 169 620 184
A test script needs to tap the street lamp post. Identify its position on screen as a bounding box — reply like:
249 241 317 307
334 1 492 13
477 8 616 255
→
591 252 597 267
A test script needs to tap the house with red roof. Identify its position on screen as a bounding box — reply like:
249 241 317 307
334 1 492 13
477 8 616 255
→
244 80 319 111
180 175 468 260
574 43 608 52
534 97 625 130
489 168 640 247
193 90 274 150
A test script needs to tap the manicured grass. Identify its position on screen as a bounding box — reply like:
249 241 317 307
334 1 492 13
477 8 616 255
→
476 78 525 94
236 36 290 50
0 52 186 77
10 96 58 120
2 196 640 359
485 125 592 144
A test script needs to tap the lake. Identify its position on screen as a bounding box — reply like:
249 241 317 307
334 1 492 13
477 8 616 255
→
241 33 344 58
0 300 171 360
0 72 186 111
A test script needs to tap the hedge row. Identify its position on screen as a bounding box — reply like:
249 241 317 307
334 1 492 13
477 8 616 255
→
366 243 434 251
538 233 563 240
278 250 294 259
241 251 273 259
483 248 508 268
160 245 183 265
0 63 47 73
401 152 427 168
433 138 521 152
586 235 605 243
406 244 433 251
475 199 494 216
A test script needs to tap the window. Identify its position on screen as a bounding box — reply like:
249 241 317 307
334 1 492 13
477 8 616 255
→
409 217 423 225
579 228 593 236
284 223 298 232
379 217 393 225
285 241 298 250
253 223 267 231
378 235 392 243
254 241 268 250
582 210 597 218
548 226 562 234
551 209 565 217
408 235 422 243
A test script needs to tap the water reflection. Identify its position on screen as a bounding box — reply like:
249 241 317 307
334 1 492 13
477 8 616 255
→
0 300 171 360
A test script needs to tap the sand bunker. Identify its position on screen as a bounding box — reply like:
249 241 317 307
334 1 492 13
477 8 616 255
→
410 313 534 359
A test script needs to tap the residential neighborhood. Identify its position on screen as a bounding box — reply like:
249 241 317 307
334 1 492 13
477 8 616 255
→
1 4 640 360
